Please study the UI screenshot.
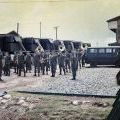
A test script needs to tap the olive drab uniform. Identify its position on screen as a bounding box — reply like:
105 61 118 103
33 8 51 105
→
18 52 26 77
26 53 32 73
33 53 41 76
65 52 71 73
0 51 3 81
71 52 78 80
58 53 66 75
4 53 11 76
13 53 18 73
77 50 82 69
50 53 57 77
41 52 49 75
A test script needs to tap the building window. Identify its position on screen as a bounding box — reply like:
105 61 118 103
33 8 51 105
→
113 49 116 53
89 49 97 53
106 49 112 53
99 49 105 53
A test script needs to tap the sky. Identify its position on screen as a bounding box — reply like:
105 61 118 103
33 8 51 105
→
0 0 120 46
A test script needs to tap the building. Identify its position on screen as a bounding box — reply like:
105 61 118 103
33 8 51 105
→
107 16 120 46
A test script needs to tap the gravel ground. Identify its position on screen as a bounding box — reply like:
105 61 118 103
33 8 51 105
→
13 66 120 96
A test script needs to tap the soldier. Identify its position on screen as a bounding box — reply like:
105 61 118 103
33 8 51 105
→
26 52 32 73
71 51 78 80
65 51 71 73
4 52 11 76
76 49 83 69
13 52 18 74
0 50 3 81
58 51 66 75
50 51 57 77
33 51 41 76
41 52 49 75
18 51 26 77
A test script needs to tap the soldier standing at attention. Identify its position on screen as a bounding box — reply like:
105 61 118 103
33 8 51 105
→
71 51 78 80
50 51 57 77
26 52 32 73
18 51 26 77
0 50 3 81
58 51 66 75
65 51 71 73
13 52 18 74
4 52 11 76
41 52 49 75
33 51 41 76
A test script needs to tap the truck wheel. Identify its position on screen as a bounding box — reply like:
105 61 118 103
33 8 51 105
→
90 63 97 67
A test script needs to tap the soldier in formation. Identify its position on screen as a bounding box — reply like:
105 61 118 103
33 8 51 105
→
0 50 3 81
71 51 78 80
17 51 26 77
13 52 18 74
26 52 32 73
4 52 11 76
50 51 57 77
58 51 66 75
0 48 85 81
33 51 41 76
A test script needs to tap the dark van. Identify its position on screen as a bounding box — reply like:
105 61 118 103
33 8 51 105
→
85 46 120 67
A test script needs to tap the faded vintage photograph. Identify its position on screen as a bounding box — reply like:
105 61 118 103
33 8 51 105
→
0 0 120 120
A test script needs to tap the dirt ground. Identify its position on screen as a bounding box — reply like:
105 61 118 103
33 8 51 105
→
0 70 116 120
0 91 114 120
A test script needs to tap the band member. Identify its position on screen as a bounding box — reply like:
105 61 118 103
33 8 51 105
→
0 50 3 81
26 52 32 73
50 52 57 77
18 51 26 77
33 51 41 76
58 51 66 75
4 52 11 76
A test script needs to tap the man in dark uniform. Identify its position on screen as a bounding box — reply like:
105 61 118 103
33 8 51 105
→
33 51 41 76
58 52 66 75
18 51 26 77
65 51 71 73
0 50 3 81
26 52 32 73
50 51 57 77
71 51 78 80
4 52 11 76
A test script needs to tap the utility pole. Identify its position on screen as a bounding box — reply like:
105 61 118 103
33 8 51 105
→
54 26 59 40
17 22 19 34
40 22 41 39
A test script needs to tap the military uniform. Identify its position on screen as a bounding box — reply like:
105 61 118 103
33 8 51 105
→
33 53 41 76
58 53 66 75
4 53 11 76
77 50 82 69
71 56 78 80
26 53 32 73
13 53 18 73
0 51 3 81
50 53 57 77
41 52 49 75
18 52 26 77
65 52 71 73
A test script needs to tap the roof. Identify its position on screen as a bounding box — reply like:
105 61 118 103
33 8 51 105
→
107 16 120 22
